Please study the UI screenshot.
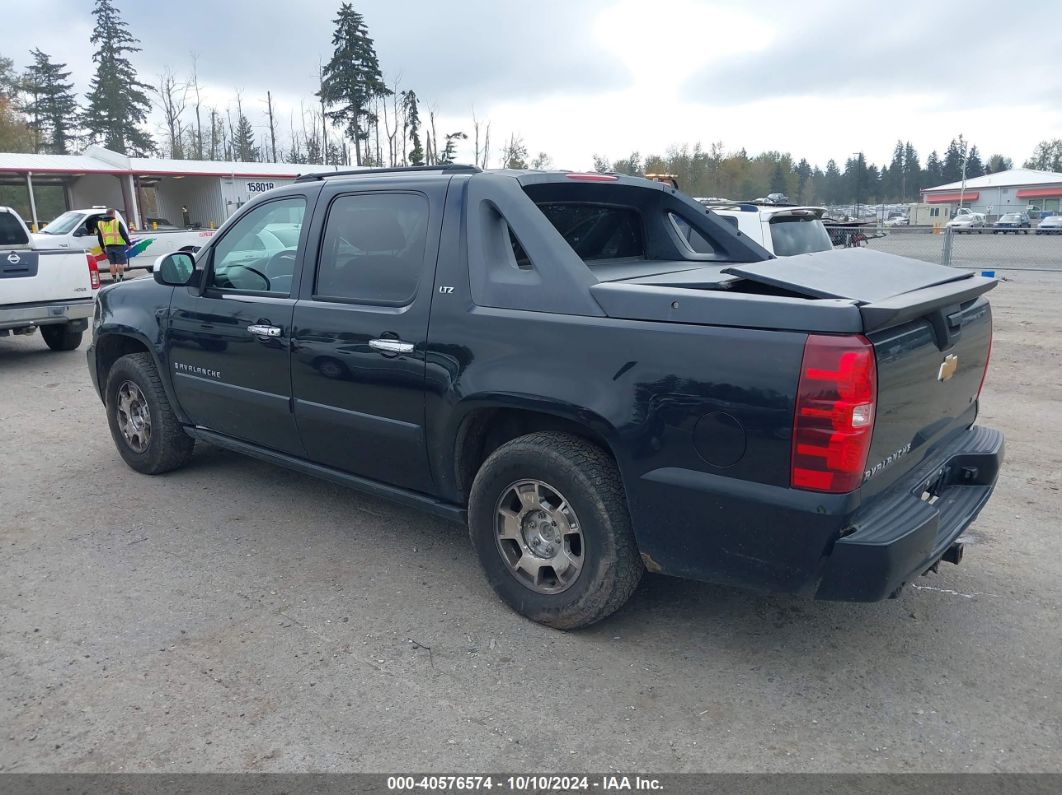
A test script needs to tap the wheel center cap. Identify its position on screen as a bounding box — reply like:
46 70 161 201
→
522 510 560 558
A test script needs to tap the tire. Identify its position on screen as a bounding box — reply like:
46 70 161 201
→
468 432 643 629
40 323 83 351
105 352 194 475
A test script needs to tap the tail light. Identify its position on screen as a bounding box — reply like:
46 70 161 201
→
976 324 993 400
791 334 877 493
87 254 101 290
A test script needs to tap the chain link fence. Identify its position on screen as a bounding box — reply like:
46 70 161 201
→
859 226 1062 272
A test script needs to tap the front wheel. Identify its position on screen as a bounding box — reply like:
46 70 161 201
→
40 323 83 351
468 432 643 629
105 352 194 474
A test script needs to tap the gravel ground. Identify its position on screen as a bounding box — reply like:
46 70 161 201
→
1 272 1060 773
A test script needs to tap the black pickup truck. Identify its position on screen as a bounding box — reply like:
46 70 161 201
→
87 165 1003 628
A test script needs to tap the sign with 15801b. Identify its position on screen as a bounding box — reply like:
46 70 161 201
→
246 181 276 194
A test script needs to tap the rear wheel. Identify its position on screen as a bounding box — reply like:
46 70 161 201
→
105 352 194 474
468 432 643 629
40 323 83 351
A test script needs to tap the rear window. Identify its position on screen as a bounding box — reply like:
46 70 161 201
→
535 203 644 261
0 211 29 246
769 217 833 256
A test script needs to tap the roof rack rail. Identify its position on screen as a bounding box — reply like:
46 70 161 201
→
295 164 482 183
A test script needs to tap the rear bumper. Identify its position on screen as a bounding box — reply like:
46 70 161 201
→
629 425 1003 600
0 299 93 330
815 426 1003 600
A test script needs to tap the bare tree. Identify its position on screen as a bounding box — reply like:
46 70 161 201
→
189 53 203 159
426 108 439 166
153 67 187 159
473 111 491 169
263 90 279 162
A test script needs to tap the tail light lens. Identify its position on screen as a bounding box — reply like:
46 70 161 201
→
87 254 101 290
791 334 877 493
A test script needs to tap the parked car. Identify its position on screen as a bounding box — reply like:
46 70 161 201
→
699 201 834 256
993 212 1031 234
1 206 101 350
946 214 988 233
1035 215 1062 235
883 215 909 227
88 166 1003 629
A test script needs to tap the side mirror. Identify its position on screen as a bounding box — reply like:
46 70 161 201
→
153 252 196 286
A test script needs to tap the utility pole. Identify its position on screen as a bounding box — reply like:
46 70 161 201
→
319 61 328 166
958 134 969 211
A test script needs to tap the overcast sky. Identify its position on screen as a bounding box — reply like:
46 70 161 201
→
6 0 1060 169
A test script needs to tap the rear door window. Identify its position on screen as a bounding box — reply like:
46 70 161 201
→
315 192 430 305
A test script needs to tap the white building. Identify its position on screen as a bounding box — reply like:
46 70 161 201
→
0 145 345 231
921 168 1062 218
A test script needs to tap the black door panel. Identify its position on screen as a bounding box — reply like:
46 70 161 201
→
292 184 445 493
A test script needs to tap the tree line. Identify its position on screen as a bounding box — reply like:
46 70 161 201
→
1 0 1061 202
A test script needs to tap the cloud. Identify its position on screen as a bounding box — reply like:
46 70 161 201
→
683 0 1061 109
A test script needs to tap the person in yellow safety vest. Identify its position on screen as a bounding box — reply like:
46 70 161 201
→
95 209 132 282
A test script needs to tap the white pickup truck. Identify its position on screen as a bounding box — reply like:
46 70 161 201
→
1 206 100 350
33 207 216 273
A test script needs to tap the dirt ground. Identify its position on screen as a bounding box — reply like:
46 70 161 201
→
1 271 1059 773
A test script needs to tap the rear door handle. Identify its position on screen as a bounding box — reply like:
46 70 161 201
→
247 324 282 338
369 338 414 354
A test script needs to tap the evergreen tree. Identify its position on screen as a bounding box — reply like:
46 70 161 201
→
942 138 964 183
440 131 467 165
886 141 905 200
22 49 79 154
823 159 841 204
232 111 257 161
319 3 389 166
83 0 153 154
903 142 921 200
985 154 1012 174
401 90 423 166
592 154 611 173
795 158 812 203
0 54 19 99
925 150 943 187
965 145 984 179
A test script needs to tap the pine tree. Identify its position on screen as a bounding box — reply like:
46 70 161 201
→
232 109 257 161
83 0 153 154
402 90 423 165
440 131 467 165
942 138 964 184
903 142 921 200
985 154 1012 174
319 3 389 166
886 140 905 200
925 151 943 188
965 145 984 179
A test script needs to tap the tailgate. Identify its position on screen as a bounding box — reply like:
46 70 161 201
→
0 250 90 304
861 296 992 498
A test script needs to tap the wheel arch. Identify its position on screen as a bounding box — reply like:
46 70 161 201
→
93 332 186 422
446 399 623 504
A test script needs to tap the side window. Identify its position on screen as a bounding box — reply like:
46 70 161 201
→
208 197 306 295
668 212 717 254
315 192 429 305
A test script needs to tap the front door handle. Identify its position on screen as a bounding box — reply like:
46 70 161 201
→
247 324 282 338
369 338 414 354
